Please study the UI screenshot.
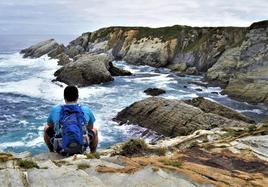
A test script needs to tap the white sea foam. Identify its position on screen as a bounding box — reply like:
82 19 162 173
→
236 109 263 114
163 95 178 100
79 86 118 100
0 137 44 149
131 74 177 88
0 53 64 102
1 53 268 154
0 141 24 150
0 53 123 103
26 135 43 147
18 120 29 125
0 53 57 68
0 78 64 102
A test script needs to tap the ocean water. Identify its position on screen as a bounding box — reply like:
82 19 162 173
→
1 35 268 155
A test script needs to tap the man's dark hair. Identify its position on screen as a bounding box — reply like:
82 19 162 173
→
64 85 79 102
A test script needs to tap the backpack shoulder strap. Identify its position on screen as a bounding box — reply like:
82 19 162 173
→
59 105 65 128
77 104 87 126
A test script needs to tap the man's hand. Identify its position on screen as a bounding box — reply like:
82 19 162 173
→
44 123 54 152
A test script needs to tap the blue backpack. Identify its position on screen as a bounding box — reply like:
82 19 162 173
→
57 105 87 155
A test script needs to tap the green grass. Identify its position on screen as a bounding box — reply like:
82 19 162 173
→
248 125 257 132
160 160 182 168
17 160 39 169
0 152 13 162
53 160 72 167
85 152 100 159
90 25 195 42
263 122 268 127
118 139 168 157
0 152 13 157
152 167 160 172
222 128 243 138
203 144 215 150
151 147 167 156
77 163 91 170
119 139 148 156
182 33 208 52
189 141 198 148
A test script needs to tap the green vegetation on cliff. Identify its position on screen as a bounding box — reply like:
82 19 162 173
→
17 160 39 169
90 25 198 41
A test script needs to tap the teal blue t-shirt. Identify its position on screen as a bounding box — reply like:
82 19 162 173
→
47 104 95 136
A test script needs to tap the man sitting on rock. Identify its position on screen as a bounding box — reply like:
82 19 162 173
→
44 85 98 155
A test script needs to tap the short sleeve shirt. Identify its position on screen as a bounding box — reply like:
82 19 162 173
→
47 104 95 136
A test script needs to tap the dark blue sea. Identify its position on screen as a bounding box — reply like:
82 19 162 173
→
1 34 268 155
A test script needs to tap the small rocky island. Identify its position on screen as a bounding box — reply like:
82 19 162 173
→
1 20 267 186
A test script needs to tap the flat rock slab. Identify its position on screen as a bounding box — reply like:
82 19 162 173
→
0 169 25 187
115 97 251 137
231 135 268 160
185 97 254 123
28 167 104 187
90 166 200 187
33 152 64 161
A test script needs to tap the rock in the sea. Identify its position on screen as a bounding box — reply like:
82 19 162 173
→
185 67 198 75
167 63 188 72
211 91 219 95
108 62 132 76
114 97 251 137
185 97 255 123
21 39 63 58
54 53 114 87
56 53 72 65
189 80 208 88
144 88 166 96
166 64 199 75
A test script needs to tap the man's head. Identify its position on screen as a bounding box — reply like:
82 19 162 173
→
64 85 79 103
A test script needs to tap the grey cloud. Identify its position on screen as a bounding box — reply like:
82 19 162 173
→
0 0 267 35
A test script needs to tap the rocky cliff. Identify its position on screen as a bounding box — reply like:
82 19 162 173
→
207 21 268 104
21 20 268 104
64 21 267 104
66 25 246 72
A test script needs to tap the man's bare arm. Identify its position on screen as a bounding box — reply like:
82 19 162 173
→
47 122 53 128
87 123 94 130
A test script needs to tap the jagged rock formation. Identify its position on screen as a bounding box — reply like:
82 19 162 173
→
64 20 267 104
21 41 132 87
21 39 65 59
207 21 268 104
108 61 132 76
114 97 251 137
20 20 268 104
54 53 114 86
65 26 246 72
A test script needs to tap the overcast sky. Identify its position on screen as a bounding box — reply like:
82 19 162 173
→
0 0 267 35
